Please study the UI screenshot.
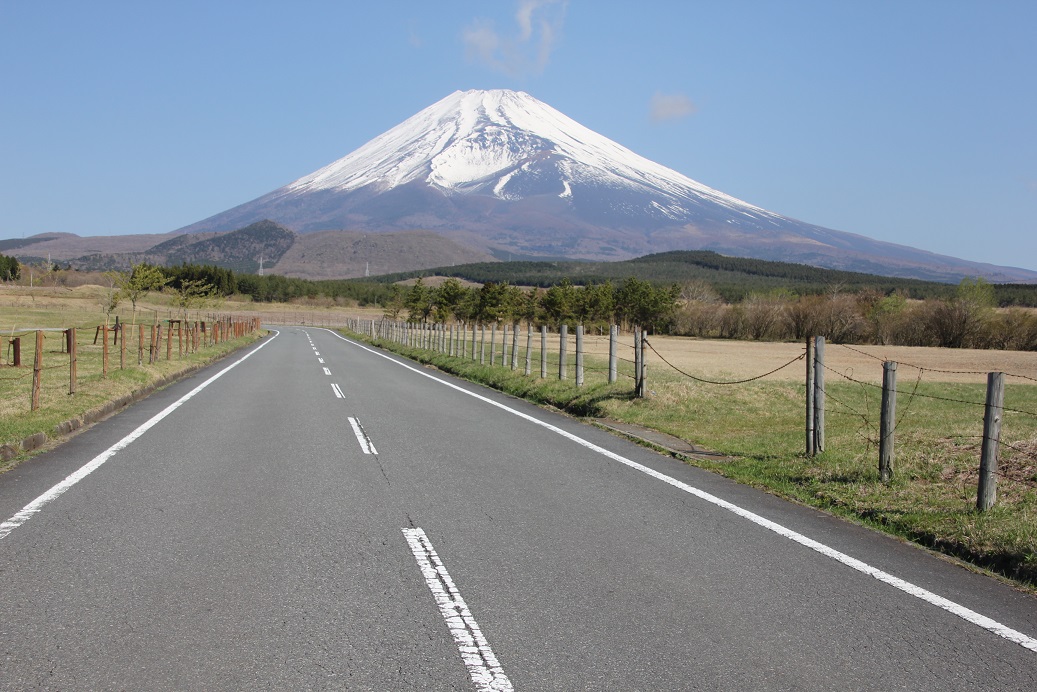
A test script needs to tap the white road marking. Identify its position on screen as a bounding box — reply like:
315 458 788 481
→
0 330 281 541
348 417 377 455
323 367 332 376
331 383 344 398
327 330 1037 654
403 527 512 691
314 351 320 356
318 358 325 364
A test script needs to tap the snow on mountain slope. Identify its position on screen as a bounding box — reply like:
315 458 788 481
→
277 89 779 225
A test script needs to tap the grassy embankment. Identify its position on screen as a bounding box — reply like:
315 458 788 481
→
0 286 263 469
342 324 1037 590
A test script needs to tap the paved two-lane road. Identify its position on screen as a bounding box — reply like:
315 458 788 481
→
1 328 1034 690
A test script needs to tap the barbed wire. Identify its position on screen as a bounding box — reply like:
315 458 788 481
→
819 361 1037 420
836 343 1037 383
644 338 807 385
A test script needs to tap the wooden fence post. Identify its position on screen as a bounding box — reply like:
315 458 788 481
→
559 324 568 380
10 337 20 367
491 324 498 366
977 371 1005 512
102 325 109 378
138 324 144 366
524 324 532 376
575 325 585 387
166 322 172 360
31 330 43 410
69 328 77 396
879 361 897 481
814 336 826 453
540 326 548 379
609 324 617 384
510 323 518 370
806 336 815 457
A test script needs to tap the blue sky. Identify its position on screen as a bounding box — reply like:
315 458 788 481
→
2 1 1035 271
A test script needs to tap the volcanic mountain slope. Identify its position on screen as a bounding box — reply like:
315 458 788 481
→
271 229 495 280
175 89 1037 283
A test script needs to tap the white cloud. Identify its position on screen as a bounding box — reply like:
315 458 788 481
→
463 0 567 77
650 92 698 122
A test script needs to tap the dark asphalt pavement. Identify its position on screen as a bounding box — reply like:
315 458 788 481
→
0 327 1034 690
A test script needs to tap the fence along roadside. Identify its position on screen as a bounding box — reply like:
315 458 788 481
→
1 317 261 413
346 318 1037 513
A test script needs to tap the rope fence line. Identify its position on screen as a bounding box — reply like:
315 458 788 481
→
644 338 807 385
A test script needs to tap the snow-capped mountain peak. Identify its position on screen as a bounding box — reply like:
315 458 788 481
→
176 89 1037 282
280 89 774 221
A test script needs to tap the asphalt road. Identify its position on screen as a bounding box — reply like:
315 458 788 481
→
1 327 1035 690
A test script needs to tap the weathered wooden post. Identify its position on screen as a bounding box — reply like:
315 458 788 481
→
166 322 172 360
575 325 585 387
102 325 110 378
609 324 617 384
138 324 144 366
814 336 826 452
69 328 77 396
634 327 642 398
559 324 568 380
806 336 815 457
479 324 486 364
977 372 1005 512
10 337 20 367
879 361 897 481
540 326 548 378
511 323 519 370
31 330 43 410
524 324 533 376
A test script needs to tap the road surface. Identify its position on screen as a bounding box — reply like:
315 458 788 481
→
0 327 1034 690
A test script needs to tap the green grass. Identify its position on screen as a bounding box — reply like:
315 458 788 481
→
346 326 1037 589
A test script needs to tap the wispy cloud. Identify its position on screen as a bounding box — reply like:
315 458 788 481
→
650 92 697 122
463 0 567 77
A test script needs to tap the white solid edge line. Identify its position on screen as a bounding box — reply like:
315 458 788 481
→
403 527 513 691
0 330 281 541
325 329 1037 654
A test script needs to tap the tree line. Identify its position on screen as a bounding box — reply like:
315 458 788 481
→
673 278 1037 350
8 256 1036 350
385 277 681 332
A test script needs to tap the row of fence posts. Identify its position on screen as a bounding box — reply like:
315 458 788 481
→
344 318 649 396
13 316 261 412
805 335 1010 511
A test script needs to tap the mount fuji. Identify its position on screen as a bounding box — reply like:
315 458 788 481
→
177 89 1036 282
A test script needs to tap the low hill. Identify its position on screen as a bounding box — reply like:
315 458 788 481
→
272 229 496 280
361 250 1037 305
